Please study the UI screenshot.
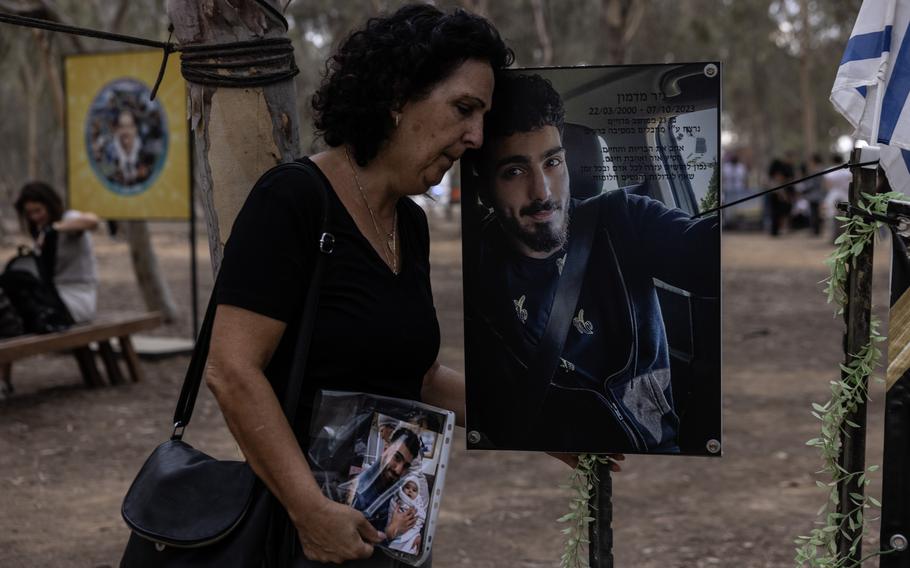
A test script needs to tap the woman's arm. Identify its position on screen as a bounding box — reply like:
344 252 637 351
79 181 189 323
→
207 304 383 563
52 211 99 233
420 361 465 426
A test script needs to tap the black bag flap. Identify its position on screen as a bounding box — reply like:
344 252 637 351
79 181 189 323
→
121 440 256 546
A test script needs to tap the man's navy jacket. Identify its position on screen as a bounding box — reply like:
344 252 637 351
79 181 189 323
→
465 186 719 453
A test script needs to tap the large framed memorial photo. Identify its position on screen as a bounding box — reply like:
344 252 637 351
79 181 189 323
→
461 63 721 456
65 50 190 220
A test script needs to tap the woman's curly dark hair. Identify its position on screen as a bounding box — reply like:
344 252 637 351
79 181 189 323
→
15 181 64 237
312 3 514 166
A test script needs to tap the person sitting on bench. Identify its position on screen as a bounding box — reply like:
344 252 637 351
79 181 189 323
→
14 182 99 324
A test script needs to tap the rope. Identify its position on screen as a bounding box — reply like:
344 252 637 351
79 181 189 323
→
179 37 299 88
0 6 298 97
694 160 881 219
148 27 175 100
251 0 289 31
0 11 170 49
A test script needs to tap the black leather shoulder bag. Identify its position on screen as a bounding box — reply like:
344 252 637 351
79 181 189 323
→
119 160 335 568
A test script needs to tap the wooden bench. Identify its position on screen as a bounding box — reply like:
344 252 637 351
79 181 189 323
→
0 312 163 393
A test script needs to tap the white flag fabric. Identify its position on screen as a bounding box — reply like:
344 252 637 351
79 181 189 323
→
831 0 910 192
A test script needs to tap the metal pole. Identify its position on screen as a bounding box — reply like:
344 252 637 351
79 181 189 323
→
589 462 614 567
880 198 910 567
189 134 199 339
836 148 878 562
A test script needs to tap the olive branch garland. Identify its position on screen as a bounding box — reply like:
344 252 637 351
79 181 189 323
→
794 190 903 567
558 454 614 568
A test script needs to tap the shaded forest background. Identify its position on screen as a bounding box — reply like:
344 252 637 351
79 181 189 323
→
0 0 864 213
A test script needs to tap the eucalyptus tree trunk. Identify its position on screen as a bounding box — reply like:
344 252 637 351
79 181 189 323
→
18 61 40 180
602 0 646 65
125 221 179 322
530 0 554 66
167 0 301 274
798 0 817 163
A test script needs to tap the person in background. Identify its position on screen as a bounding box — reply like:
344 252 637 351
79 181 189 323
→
14 182 99 323
721 151 748 201
105 109 155 186
798 154 826 237
767 159 795 237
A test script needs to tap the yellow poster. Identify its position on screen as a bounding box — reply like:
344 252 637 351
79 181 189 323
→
65 50 189 220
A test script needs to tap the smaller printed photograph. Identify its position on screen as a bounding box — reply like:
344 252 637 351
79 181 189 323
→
308 392 455 566
84 77 168 195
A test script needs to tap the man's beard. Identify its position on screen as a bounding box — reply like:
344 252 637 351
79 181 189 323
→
501 201 569 253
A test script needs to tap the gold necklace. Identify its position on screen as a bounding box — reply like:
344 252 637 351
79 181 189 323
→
344 148 399 273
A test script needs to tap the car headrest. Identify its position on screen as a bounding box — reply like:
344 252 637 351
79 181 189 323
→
563 122 606 200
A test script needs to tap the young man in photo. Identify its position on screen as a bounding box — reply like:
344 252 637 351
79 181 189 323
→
465 73 719 453
347 428 421 539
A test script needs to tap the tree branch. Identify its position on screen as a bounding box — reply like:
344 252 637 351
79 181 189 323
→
530 0 553 66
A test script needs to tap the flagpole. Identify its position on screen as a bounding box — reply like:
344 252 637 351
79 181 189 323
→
870 0 898 146
834 149 879 564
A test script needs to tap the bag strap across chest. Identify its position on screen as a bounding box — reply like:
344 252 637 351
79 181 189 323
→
171 160 334 439
524 195 601 421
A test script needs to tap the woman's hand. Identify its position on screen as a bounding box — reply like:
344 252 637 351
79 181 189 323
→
294 498 384 563
208 305 382 563
547 452 625 471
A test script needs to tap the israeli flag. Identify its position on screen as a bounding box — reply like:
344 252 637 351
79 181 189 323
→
831 0 910 192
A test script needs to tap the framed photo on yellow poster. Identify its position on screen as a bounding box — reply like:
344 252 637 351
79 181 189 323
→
65 50 189 220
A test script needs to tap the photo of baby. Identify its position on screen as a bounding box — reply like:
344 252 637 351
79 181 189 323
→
386 473 428 554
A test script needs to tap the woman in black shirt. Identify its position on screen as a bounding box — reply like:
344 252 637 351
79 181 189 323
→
206 5 512 566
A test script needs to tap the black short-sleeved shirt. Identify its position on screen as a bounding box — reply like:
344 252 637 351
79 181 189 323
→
216 157 441 440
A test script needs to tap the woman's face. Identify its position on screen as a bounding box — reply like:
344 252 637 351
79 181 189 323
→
23 201 50 230
383 58 494 194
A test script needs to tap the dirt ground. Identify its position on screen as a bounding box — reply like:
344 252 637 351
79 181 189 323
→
0 210 894 568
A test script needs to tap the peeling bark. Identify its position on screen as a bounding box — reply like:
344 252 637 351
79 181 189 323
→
167 0 300 274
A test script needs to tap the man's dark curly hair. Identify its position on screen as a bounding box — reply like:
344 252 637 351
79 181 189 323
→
483 73 565 142
390 427 421 459
312 3 514 166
